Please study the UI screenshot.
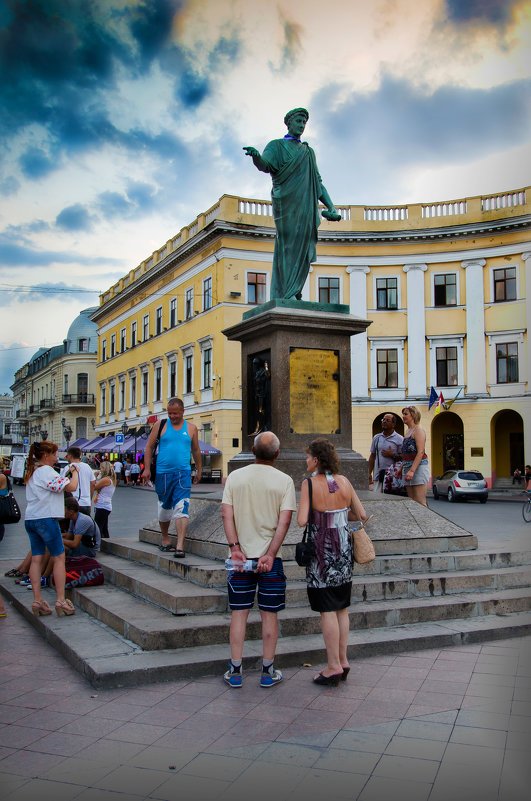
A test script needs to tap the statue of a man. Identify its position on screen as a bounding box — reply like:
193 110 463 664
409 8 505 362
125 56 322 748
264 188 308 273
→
243 108 341 301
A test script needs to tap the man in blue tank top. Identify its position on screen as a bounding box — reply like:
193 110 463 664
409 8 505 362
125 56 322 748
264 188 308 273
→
142 398 202 557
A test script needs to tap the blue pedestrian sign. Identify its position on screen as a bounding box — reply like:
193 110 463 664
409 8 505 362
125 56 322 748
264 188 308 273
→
23 437 29 445
115 433 124 444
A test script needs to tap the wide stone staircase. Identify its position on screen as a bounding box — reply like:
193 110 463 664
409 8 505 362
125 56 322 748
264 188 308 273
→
2 495 531 688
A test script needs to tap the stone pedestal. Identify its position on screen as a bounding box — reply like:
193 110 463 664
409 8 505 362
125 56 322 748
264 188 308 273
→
223 299 371 488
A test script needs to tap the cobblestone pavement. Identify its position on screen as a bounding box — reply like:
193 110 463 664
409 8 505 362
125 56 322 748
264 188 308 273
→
0 606 529 801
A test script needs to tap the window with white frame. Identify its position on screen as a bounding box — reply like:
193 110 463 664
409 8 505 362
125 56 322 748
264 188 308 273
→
376 349 398 388
169 359 177 397
369 338 405 395
184 352 193 394
185 288 194 319
110 334 116 357
434 273 457 306
109 382 115 414
202 347 212 389
143 314 149 341
78 338 89 352
376 277 398 310
247 272 267 305
428 336 464 389
169 298 177 327
156 306 163 335
154 364 162 401
100 385 106 415
131 320 137 347
119 379 125 411
203 276 212 311
101 339 107 361
436 346 458 386
318 276 340 304
493 267 516 302
120 327 126 352
130 374 136 408
496 342 519 383
141 370 148 405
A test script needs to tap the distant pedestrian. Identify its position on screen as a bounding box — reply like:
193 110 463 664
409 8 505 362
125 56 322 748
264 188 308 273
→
525 466 531 491
221 431 296 688
91 460 117 539
513 468 522 485
62 446 95 514
113 459 123 485
129 461 141 485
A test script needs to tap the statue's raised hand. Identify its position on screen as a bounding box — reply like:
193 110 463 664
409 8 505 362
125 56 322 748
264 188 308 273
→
321 208 342 222
243 146 260 158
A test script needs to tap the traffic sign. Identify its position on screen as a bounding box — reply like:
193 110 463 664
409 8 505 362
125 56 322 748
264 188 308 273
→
115 433 124 444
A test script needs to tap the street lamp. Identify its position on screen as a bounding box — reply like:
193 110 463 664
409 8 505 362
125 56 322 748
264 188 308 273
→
40 430 48 440
61 417 72 448
120 422 128 457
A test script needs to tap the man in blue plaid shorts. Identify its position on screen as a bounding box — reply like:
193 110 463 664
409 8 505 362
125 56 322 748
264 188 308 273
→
221 431 296 688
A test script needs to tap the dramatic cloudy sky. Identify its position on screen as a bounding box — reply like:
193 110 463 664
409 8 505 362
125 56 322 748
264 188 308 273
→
1 0 530 393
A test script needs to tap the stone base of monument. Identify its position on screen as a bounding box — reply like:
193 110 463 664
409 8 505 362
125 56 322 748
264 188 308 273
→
3 493 531 687
223 300 371 488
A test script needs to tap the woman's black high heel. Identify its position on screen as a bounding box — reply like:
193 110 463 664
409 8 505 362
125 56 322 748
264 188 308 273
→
341 667 350 681
313 672 342 686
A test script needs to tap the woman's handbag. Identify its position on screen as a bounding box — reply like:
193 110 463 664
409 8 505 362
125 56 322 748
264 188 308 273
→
150 418 167 482
0 477 21 525
295 478 315 567
383 461 407 496
352 525 376 565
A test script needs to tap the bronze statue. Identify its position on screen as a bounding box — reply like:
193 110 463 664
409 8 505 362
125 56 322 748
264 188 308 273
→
250 356 271 435
244 108 341 301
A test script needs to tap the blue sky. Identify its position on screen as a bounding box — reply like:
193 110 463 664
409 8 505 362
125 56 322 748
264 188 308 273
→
1 0 530 393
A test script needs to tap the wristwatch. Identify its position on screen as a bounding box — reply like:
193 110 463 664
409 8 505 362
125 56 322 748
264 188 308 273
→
229 542 240 549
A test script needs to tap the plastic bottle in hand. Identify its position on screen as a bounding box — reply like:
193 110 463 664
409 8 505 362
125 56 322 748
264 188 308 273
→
225 558 258 572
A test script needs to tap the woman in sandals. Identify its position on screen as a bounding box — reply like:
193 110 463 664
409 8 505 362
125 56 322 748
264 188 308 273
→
297 438 369 687
91 459 117 539
24 440 79 617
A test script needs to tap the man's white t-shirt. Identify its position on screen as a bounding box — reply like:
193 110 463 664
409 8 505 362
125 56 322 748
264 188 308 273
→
61 461 94 507
26 466 70 520
222 464 297 558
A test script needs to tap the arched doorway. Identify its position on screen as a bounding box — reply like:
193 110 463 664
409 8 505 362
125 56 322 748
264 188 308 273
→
491 410 524 482
431 411 464 478
371 412 404 438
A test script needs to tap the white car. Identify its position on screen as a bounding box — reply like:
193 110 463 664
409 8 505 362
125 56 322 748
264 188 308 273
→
432 470 488 503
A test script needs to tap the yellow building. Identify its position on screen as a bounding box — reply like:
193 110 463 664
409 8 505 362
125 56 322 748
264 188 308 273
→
92 188 530 485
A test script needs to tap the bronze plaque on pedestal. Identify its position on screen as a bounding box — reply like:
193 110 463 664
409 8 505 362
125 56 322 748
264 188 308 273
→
289 348 340 434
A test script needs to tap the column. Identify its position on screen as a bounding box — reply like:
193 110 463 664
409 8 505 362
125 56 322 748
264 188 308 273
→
347 266 370 397
301 267 313 301
461 258 487 395
521 252 531 463
403 264 427 397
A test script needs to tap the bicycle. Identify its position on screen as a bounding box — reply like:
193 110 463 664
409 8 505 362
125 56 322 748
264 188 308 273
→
523 492 531 523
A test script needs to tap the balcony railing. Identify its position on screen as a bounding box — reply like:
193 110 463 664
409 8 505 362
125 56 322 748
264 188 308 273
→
29 404 38 414
40 399 55 409
62 393 95 405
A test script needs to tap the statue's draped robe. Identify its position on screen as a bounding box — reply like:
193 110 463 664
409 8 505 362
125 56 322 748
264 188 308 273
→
260 138 323 300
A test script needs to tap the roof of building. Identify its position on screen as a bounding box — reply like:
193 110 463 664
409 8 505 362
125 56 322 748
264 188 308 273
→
66 307 98 354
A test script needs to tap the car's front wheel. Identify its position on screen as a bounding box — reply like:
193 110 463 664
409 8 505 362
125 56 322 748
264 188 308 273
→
479 496 488 504
447 487 456 503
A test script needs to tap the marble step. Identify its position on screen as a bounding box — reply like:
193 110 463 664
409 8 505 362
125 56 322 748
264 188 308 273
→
68 582 531 651
102 538 531 589
96 551 531 612
2 576 530 688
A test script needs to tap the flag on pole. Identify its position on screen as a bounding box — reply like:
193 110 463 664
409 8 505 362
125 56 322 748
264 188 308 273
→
428 386 438 410
443 387 463 411
433 391 445 415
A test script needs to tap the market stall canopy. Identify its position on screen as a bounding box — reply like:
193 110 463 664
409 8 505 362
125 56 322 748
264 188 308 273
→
81 436 107 452
199 440 221 455
69 437 89 449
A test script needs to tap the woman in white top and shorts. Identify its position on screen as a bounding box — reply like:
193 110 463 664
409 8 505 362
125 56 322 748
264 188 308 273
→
92 460 117 538
24 440 79 617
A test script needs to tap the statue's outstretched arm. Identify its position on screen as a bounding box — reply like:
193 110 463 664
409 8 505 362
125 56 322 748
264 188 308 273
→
243 146 270 173
319 184 342 221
